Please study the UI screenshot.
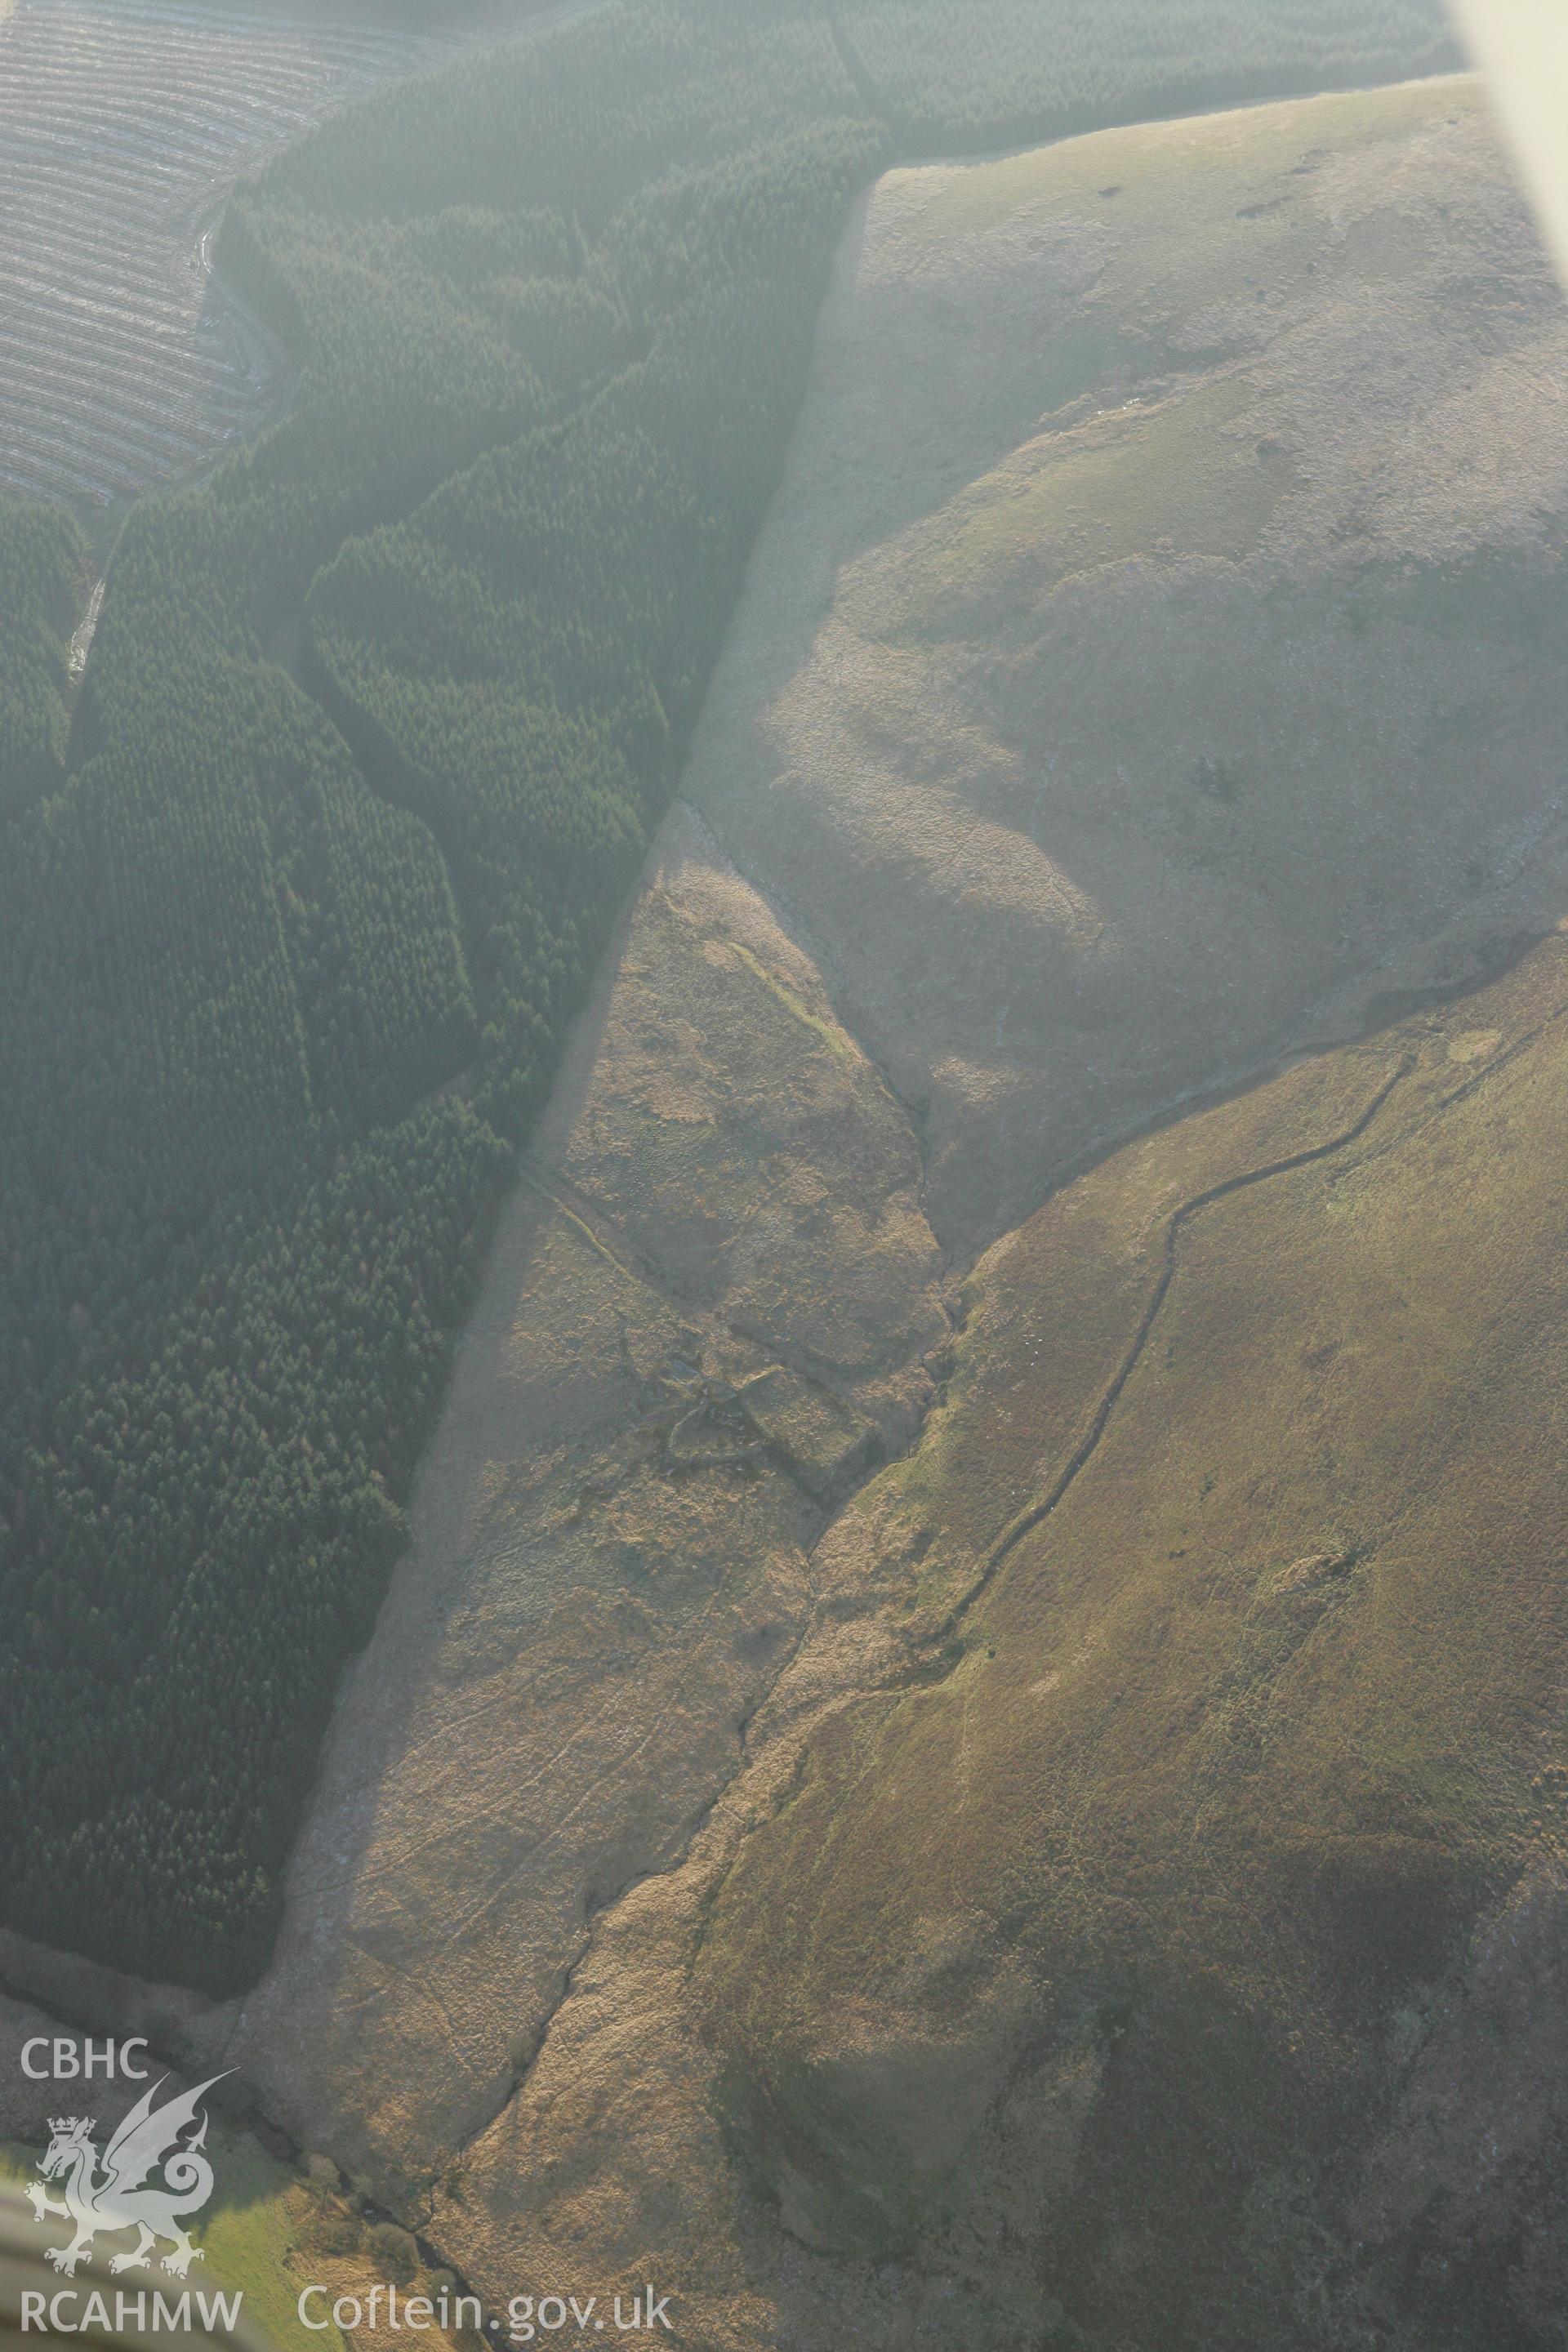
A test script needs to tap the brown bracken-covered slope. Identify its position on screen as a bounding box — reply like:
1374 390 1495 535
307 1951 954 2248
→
425 938 1568 2352
692 937 1568 2348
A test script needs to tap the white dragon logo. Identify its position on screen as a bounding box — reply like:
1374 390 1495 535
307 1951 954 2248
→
26 2074 230 2278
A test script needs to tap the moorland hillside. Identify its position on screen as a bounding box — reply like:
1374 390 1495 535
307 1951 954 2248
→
0 0 1457 1991
666 932 1568 2351
409 939 1568 2352
165 74 1568 2352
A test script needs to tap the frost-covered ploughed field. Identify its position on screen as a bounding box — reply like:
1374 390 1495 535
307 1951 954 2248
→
0 0 460 506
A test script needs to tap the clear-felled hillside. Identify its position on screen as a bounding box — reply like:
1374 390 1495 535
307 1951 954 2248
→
0 0 463 506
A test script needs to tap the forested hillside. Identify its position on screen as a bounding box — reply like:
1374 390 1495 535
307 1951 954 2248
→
0 503 84 819
834 0 1458 145
0 0 1453 1989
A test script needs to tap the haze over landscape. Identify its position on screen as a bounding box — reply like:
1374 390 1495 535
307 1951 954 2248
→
3 3 1567 2350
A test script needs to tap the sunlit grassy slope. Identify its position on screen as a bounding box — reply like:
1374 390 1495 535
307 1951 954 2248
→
693 928 1568 2348
0 2136 337 2352
0 2130 469 2352
872 78 1468 616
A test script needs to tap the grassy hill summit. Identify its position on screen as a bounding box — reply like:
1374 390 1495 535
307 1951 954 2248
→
685 74 1568 1249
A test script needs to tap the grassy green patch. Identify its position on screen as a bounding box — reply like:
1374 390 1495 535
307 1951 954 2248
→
0 2136 346 2352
